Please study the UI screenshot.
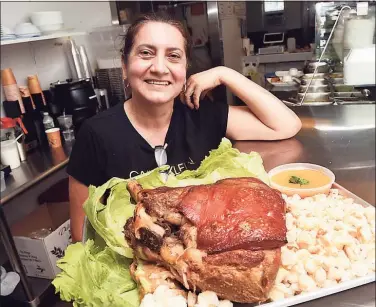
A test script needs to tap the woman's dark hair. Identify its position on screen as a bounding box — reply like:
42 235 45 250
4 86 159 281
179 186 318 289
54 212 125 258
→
122 13 192 65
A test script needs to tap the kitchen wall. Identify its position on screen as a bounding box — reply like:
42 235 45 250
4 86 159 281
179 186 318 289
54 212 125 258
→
0 1 112 116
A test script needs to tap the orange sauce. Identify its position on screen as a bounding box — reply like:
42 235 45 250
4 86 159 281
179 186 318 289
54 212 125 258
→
271 169 332 189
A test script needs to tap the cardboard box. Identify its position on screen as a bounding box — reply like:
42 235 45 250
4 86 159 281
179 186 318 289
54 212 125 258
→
11 201 71 279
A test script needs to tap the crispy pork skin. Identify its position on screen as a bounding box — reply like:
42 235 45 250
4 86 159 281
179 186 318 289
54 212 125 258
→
125 177 287 303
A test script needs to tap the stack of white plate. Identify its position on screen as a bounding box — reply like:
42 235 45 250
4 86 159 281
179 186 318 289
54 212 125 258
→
1 25 16 40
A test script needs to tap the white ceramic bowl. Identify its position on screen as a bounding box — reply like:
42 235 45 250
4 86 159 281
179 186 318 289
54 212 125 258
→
14 23 40 36
268 163 335 197
30 11 63 26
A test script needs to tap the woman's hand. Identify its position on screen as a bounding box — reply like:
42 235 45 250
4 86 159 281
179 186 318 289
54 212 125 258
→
181 67 224 109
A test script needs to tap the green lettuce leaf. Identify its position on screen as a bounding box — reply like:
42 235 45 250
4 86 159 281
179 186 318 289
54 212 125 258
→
84 138 269 258
171 138 270 186
83 167 169 258
52 240 139 307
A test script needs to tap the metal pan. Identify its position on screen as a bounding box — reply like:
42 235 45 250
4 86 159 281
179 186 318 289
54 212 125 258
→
333 84 355 92
297 92 331 102
302 73 328 80
299 84 330 93
304 61 330 74
300 78 328 86
331 78 344 84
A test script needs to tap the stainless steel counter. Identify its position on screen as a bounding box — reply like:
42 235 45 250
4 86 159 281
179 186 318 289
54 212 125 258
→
234 104 375 307
1 142 73 205
0 142 73 306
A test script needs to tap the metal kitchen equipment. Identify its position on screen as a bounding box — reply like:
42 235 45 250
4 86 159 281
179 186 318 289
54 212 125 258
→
95 68 126 107
64 39 85 80
307 2 376 105
258 32 285 55
299 6 352 105
50 79 97 132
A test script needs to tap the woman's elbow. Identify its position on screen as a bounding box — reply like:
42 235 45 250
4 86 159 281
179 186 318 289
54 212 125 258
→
276 117 302 140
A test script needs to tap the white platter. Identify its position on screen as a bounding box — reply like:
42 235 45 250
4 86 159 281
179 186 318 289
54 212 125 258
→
241 182 375 307
245 275 375 307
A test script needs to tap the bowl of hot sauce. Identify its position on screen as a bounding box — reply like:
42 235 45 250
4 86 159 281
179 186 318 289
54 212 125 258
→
268 163 335 197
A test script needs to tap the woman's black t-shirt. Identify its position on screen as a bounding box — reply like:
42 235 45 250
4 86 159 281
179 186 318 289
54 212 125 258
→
67 98 229 187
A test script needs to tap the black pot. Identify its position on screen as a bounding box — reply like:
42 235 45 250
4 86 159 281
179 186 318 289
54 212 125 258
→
50 79 98 132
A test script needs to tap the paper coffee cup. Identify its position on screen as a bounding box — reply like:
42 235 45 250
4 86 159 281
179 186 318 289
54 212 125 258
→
45 128 62 148
1 68 17 86
51 146 67 164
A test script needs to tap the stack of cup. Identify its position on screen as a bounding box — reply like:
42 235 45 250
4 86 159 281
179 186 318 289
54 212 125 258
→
1 68 25 114
57 114 75 142
19 86 36 110
27 75 47 109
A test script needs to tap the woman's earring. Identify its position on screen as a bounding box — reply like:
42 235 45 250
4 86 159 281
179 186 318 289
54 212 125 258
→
124 79 131 98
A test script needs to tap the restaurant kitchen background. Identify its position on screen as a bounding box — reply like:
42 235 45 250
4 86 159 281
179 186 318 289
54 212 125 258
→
0 1 375 306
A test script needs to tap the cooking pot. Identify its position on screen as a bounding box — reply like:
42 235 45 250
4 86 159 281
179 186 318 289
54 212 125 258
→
50 79 97 132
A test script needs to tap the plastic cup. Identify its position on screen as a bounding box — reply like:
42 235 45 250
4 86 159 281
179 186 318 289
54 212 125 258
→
57 115 73 130
45 128 62 148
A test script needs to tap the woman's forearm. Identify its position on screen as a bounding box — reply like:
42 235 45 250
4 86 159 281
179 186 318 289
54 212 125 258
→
219 67 301 133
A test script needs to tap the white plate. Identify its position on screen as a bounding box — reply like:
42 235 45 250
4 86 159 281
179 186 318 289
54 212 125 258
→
267 78 296 86
1 35 16 40
15 33 41 38
256 275 375 307
275 70 303 78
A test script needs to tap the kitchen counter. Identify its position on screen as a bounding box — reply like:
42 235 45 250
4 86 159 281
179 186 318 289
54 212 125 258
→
0 142 73 307
1 142 73 205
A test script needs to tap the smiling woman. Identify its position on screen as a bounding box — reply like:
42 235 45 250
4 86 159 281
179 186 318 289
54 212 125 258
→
67 12 302 242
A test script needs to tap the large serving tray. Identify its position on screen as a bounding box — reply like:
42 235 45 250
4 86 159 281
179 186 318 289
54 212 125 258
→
82 182 375 307
240 182 375 307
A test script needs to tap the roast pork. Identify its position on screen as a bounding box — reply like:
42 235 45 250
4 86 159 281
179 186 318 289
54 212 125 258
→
124 177 287 303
